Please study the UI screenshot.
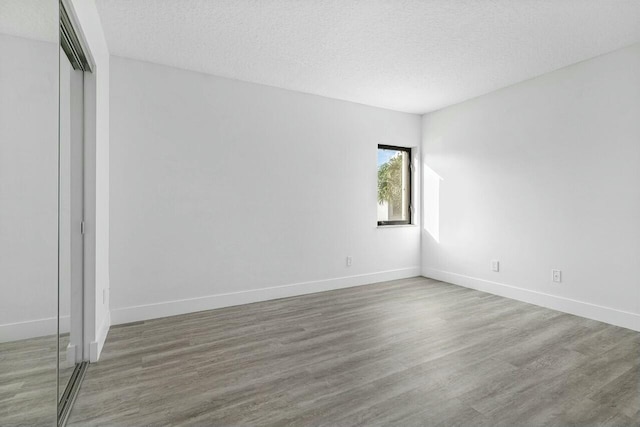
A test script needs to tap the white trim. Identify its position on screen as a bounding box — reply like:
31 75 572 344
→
65 344 78 368
0 315 70 343
111 267 421 325
89 310 110 362
422 268 640 332
82 60 97 363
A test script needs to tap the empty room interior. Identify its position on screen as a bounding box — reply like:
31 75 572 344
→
1 0 640 426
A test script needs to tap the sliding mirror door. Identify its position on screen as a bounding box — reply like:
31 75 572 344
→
58 32 86 420
0 0 60 425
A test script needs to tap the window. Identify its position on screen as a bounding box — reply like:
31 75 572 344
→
377 145 412 225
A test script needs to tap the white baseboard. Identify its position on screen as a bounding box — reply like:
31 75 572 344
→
0 315 70 343
422 268 640 332
89 310 111 362
111 267 421 325
66 344 78 368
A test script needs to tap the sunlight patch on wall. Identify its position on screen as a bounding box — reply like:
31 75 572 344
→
423 163 442 243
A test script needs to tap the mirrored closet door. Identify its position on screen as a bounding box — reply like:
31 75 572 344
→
1 1 89 425
58 0 92 423
58 39 85 423
0 0 60 425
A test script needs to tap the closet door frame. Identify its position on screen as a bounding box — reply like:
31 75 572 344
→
59 0 95 364
58 1 96 424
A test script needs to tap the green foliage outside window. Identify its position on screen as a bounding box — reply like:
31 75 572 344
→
378 153 403 207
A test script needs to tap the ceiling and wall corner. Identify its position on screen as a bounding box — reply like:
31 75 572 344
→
95 0 640 114
0 0 58 42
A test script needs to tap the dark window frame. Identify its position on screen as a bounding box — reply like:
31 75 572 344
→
377 144 412 226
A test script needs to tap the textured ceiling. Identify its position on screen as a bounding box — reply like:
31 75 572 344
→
0 0 58 42
95 0 640 114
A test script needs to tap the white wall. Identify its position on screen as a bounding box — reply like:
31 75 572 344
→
66 0 110 361
421 43 640 331
0 34 59 341
109 56 421 324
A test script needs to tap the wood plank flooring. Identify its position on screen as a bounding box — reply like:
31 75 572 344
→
0 334 57 426
67 277 640 426
0 333 75 426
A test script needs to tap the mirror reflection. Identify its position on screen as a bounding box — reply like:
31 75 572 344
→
0 1 89 425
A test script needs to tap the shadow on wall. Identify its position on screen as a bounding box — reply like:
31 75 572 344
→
423 163 442 243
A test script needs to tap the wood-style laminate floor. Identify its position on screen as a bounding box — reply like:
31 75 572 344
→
0 332 75 426
68 277 640 426
0 334 57 426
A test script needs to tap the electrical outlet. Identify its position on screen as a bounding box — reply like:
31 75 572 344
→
491 260 499 272
346 256 352 267
552 269 562 283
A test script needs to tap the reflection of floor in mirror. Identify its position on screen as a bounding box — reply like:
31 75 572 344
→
0 335 58 426
59 333 76 398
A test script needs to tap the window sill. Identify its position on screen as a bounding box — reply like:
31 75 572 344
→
377 224 417 229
